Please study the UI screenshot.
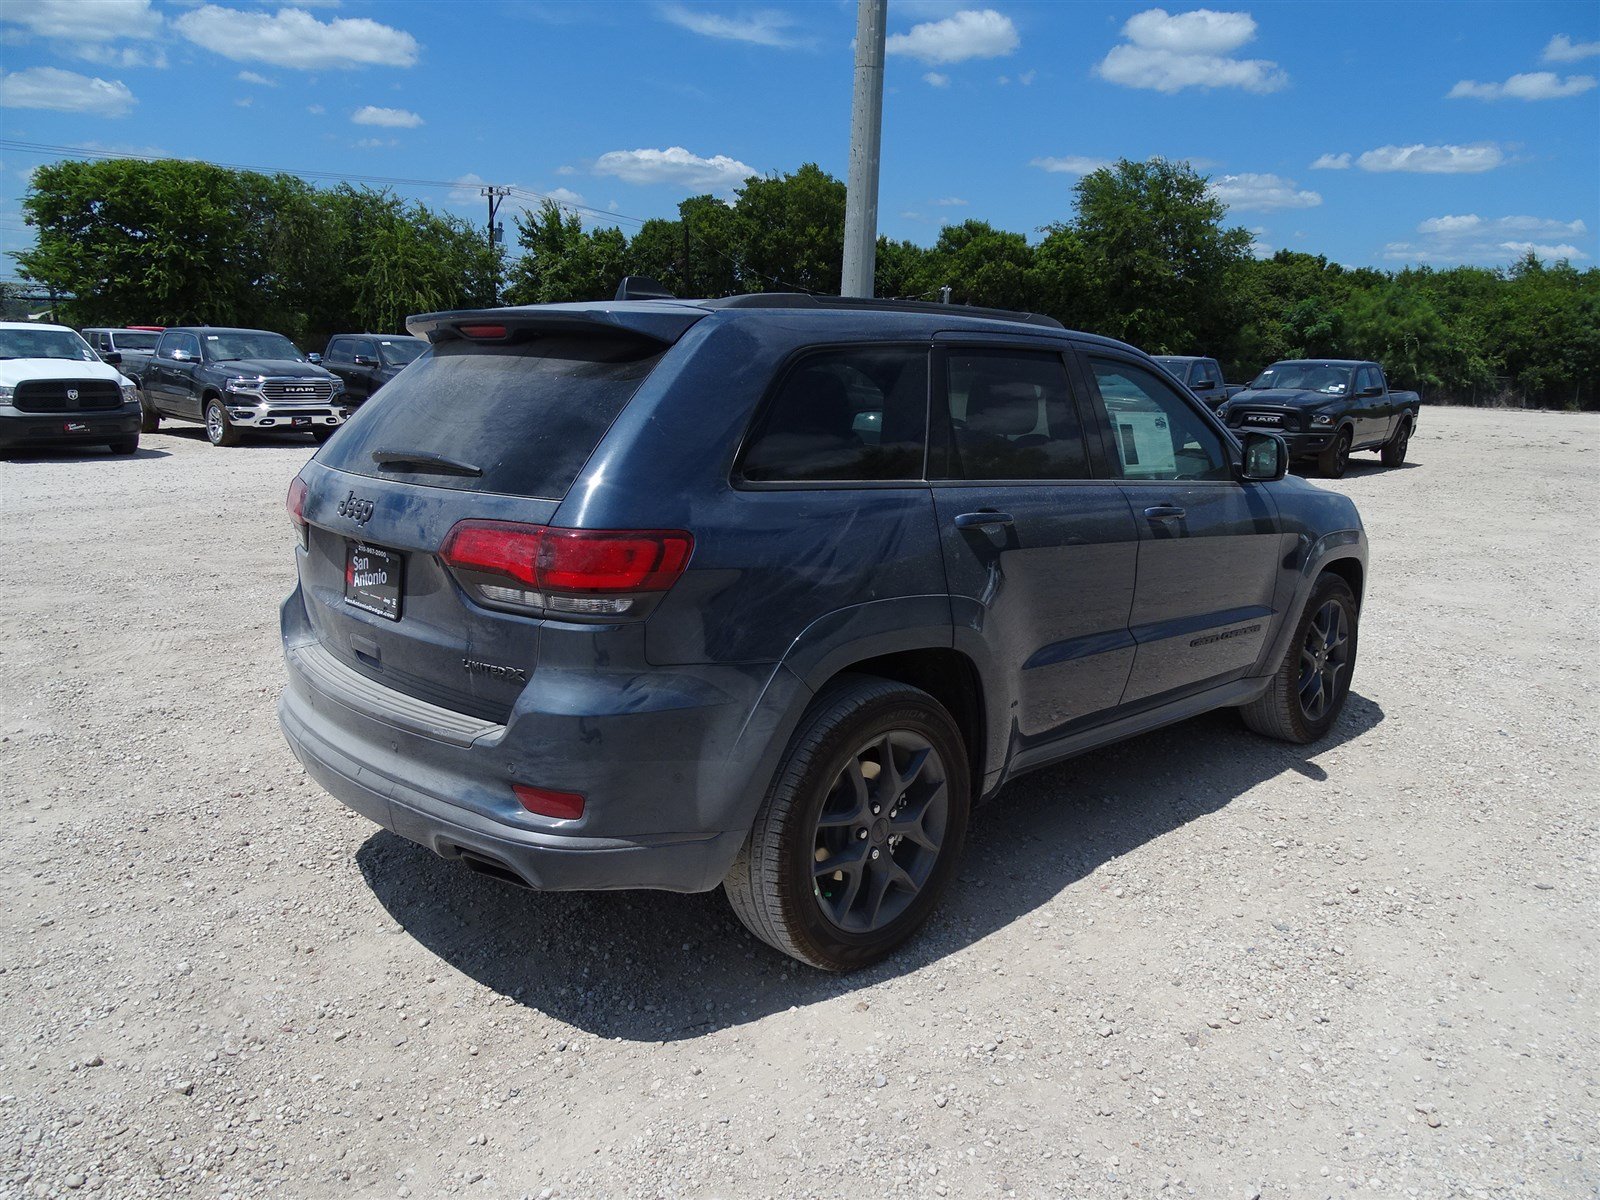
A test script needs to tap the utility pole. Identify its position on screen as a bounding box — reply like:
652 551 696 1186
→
481 185 511 304
841 0 887 298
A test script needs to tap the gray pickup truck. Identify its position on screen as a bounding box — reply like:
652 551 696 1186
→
1152 355 1239 410
1220 359 1419 477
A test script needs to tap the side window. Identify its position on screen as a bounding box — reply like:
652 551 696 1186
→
325 338 349 363
158 334 180 360
1089 358 1231 482
352 339 379 361
739 346 928 483
1198 359 1221 386
178 334 202 359
941 347 1090 481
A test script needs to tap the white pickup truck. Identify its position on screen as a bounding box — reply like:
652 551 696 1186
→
0 322 142 455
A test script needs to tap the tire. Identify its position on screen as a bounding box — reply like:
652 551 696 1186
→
1316 428 1352 478
311 426 335 445
723 675 971 971
204 398 241 447
1380 419 1411 468
108 435 139 455
137 388 159 433
1240 573 1359 743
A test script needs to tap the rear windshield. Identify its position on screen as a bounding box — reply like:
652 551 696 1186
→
316 333 665 500
114 331 160 350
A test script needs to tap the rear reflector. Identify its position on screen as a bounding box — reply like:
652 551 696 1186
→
440 521 693 617
513 784 585 821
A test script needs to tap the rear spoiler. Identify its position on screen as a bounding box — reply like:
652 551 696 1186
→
407 302 706 347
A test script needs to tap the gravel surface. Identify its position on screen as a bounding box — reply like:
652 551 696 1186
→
1 408 1596 1199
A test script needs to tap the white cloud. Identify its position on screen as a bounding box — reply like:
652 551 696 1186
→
239 71 274 86
1386 213 1590 264
0 66 135 116
1122 7 1256 54
353 137 398 149
1030 154 1111 175
1499 241 1585 260
73 43 168 68
307 103 325 115
591 146 755 191
933 197 969 206
1544 34 1600 62
352 104 422 128
1310 152 1351 170
174 5 419 70
886 10 1018 65
1353 142 1505 173
923 71 950 87
1448 71 1596 100
1098 7 1287 93
1209 172 1321 211
658 5 804 48
0 0 161 42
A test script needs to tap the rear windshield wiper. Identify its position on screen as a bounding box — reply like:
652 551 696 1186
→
371 449 483 478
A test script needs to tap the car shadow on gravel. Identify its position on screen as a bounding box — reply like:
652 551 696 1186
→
1292 458 1420 480
358 692 1384 1042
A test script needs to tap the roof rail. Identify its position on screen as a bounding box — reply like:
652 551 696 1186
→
701 293 1064 330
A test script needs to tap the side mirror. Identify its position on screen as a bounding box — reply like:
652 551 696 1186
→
170 349 194 363
1361 384 1383 397
1238 431 1287 482
352 354 378 367
306 352 323 365
102 351 123 366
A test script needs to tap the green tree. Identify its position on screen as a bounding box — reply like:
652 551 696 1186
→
1046 157 1253 355
733 164 846 293
504 200 627 305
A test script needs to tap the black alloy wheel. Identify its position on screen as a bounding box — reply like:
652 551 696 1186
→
811 730 950 934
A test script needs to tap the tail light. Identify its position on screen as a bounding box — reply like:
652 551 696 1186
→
440 521 693 618
286 476 309 548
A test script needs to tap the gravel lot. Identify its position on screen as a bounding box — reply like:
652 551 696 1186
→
1 407 1596 1200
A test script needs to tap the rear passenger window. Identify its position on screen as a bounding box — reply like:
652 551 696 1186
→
1090 358 1231 482
740 346 928 482
940 348 1090 481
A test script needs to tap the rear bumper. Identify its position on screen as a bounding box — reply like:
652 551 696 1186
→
279 686 743 891
0 404 140 448
277 590 808 893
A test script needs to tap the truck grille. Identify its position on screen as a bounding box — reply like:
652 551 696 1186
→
263 379 337 404
1230 408 1301 432
11 379 123 413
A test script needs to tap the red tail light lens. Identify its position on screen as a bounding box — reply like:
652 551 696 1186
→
439 521 693 617
286 476 309 548
513 784 585 821
458 324 508 340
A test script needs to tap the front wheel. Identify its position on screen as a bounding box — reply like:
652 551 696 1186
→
1317 428 1351 478
1240 573 1358 743
1380 420 1411 467
204 398 241 447
723 676 971 971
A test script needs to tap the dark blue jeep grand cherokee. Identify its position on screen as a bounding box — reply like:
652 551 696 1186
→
279 294 1366 969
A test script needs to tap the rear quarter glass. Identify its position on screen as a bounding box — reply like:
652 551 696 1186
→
315 334 665 500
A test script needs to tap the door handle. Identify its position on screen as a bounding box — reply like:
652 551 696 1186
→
954 511 1015 530
1143 505 1186 521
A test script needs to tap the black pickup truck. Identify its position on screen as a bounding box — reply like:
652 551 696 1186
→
135 327 349 446
1152 355 1241 410
1220 359 1419 477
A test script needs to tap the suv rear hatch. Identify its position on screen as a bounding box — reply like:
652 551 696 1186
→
288 307 703 722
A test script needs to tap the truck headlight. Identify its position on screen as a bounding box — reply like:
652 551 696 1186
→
0 384 13 405
226 376 267 394
120 381 138 403
1310 413 1334 426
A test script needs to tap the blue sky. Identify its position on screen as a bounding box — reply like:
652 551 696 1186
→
2 0 1598 275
